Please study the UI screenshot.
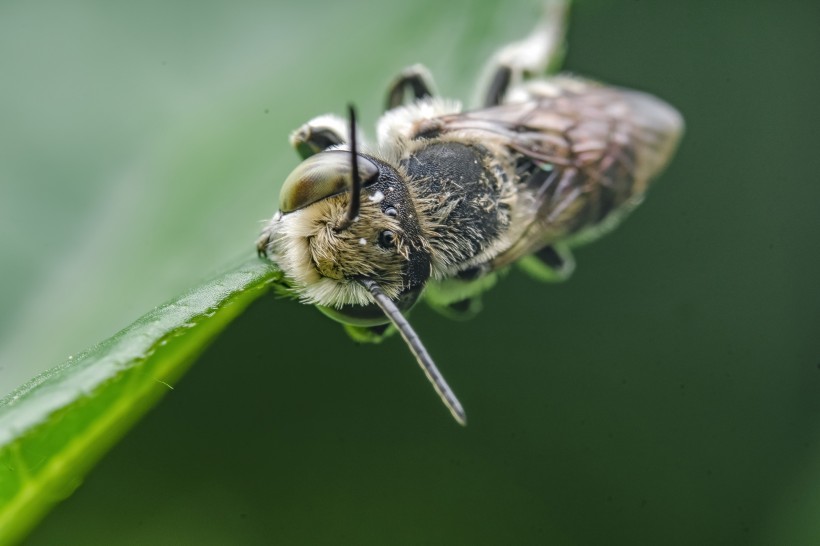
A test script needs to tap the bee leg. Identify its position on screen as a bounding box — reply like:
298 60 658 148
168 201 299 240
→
517 244 575 283
256 232 270 257
289 114 349 159
481 0 569 106
343 323 395 344
439 296 483 321
483 66 513 108
385 64 437 111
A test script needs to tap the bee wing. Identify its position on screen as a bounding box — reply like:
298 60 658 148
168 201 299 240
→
426 76 683 268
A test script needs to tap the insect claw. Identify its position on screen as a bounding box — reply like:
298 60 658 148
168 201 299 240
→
256 234 270 257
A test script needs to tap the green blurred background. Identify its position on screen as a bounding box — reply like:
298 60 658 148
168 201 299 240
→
2 0 820 544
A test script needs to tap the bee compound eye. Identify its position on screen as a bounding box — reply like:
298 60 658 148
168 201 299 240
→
278 151 379 213
378 230 396 248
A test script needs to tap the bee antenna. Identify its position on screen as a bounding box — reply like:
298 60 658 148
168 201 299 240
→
336 104 362 232
358 278 467 426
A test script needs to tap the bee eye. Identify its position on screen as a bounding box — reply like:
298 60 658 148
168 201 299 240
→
378 230 396 248
277 151 379 213
384 207 398 218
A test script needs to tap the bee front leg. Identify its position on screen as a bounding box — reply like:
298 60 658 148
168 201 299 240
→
289 114 349 159
480 0 569 106
435 296 483 321
256 232 270 257
343 323 395 344
517 244 575 283
385 64 437 111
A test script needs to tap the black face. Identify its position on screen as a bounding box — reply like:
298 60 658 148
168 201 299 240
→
363 155 432 291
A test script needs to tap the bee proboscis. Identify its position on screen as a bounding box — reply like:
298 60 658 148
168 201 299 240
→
257 1 683 425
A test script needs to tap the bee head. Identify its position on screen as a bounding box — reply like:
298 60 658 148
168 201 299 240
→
258 105 464 425
263 110 431 325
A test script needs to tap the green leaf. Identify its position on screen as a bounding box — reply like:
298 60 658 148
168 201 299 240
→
0 259 281 545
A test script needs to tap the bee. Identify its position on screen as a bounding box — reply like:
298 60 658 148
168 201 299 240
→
257 1 683 425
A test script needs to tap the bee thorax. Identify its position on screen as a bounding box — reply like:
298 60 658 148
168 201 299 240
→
402 140 515 276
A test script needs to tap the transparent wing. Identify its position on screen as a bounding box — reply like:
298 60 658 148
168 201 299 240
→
421 76 683 268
